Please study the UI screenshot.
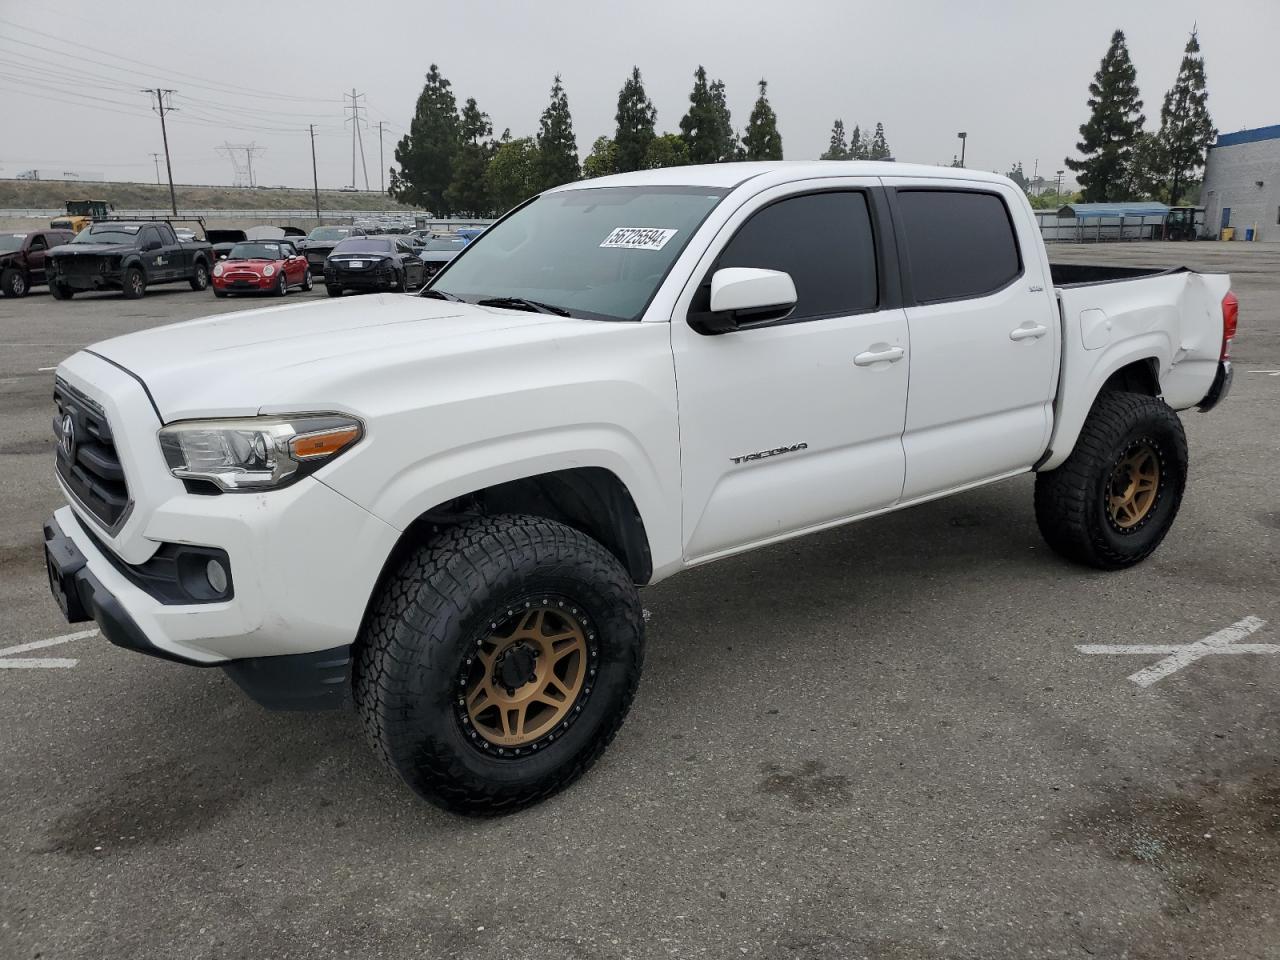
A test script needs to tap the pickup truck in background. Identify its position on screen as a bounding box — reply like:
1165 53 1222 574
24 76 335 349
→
42 162 1236 814
45 220 213 299
0 228 75 297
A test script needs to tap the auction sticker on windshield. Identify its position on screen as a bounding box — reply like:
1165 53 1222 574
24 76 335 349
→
600 227 678 251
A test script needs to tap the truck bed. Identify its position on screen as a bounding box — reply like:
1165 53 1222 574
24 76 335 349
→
1049 262 1182 287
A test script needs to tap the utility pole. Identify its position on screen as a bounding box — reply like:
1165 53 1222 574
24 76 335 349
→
150 152 162 185
344 89 369 191
956 131 967 168
309 124 321 219
1056 169 1065 199
142 87 178 215
378 120 385 195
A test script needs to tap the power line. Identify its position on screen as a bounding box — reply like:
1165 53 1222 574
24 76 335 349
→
141 87 179 215
344 89 370 191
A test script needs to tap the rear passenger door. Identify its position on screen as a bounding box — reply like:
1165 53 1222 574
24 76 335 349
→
672 181 910 561
885 181 1058 499
137 226 170 280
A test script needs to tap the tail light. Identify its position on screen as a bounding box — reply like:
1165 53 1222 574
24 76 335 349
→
1220 291 1238 361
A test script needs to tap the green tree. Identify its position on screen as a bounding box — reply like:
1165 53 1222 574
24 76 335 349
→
445 97 494 216
742 79 782 160
485 137 541 213
1123 132 1168 200
1066 29 1146 201
679 67 737 164
582 136 617 178
821 119 848 160
390 63 459 213
1005 162 1029 191
536 74 580 191
1157 29 1215 206
644 133 689 169
849 124 868 160
614 67 657 173
868 122 891 160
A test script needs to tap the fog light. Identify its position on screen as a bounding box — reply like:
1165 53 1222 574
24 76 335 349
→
206 558 229 595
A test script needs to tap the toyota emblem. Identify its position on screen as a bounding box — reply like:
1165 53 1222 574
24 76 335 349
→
59 413 75 459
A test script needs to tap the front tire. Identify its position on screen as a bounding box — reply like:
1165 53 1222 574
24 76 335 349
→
1034 391 1188 570
274 271 288 296
326 284 342 297
353 515 644 815
2 268 28 298
302 268 313 291
122 267 145 299
50 281 73 300
212 287 227 298
189 262 210 291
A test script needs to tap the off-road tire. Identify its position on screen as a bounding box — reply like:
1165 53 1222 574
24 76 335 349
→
1034 390 1187 569
2 268 27 298
189 262 210 291
326 285 342 298
122 267 145 299
49 281 73 300
353 514 644 815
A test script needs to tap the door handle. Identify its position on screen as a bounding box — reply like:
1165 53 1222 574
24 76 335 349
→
1009 324 1048 341
854 346 905 366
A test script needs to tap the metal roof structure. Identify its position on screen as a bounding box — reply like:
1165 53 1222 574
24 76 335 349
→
1213 124 1280 149
1056 202 1170 219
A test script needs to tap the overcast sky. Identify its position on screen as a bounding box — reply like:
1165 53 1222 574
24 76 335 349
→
1 0 1276 192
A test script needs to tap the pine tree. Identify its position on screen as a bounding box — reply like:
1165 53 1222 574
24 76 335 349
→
707 79 736 161
742 79 782 161
679 66 715 163
821 119 848 160
1066 30 1146 202
869 122 890 160
1005 162 1029 191
536 74 580 191
644 133 690 169
1124 132 1167 200
582 136 617 179
485 137 541 213
390 64 460 214
614 67 657 173
445 98 494 216
849 124 868 160
1158 29 1215 206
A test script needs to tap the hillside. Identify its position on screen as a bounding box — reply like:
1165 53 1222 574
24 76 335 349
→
0 178 418 211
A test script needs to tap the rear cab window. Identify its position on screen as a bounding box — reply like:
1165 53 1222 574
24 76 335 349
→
895 189 1021 303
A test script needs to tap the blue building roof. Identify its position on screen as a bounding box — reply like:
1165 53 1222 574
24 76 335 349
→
1057 202 1170 219
1213 124 1280 148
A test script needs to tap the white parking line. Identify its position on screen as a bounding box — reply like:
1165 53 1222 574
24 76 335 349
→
1077 616 1273 687
37 366 57 372
0 628 98 669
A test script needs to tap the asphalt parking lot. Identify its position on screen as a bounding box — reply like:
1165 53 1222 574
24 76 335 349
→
1 244 1278 960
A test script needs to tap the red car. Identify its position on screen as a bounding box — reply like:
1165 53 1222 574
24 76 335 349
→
211 240 313 297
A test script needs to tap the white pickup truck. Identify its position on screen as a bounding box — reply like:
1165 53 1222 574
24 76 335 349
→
44 162 1236 813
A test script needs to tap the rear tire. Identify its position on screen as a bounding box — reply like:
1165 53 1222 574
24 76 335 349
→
122 267 145 299
326 285 342 297
2 269 28 298
1034 391 1187 570
189 262 210 291
353 515 644 815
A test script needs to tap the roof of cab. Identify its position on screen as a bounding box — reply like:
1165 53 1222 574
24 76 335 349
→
547 161 1012 193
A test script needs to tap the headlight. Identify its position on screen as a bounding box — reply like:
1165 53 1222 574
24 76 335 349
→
212 262 224 277
157 414 363 491
263 264 275 277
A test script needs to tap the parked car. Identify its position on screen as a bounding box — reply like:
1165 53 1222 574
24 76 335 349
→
42 162 1237 814
323 236 425 296
300 225 366 275
174 227 198 242
44 220 213 299
211 240 313 297
207 229 248 263
417 236 467 282
0 229 75 297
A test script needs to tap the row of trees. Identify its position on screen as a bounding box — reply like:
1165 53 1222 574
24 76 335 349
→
819 120 892 161
1067 29 1215 204
390 65 788 216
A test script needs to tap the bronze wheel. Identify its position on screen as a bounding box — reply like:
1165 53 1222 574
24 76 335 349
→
459 600 595 755
1106 439 1161 531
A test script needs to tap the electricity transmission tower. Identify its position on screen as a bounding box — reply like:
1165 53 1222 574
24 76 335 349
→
344 89 370 191
215 142 266 187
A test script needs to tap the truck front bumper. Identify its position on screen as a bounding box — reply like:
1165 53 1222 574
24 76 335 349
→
1199 360 1233 412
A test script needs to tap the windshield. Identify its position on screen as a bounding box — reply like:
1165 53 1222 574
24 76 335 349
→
308 227 352 242
227 242 284 260
0 234 26 253
424 239 465 251
430 186 726 321
73 224 140 244
333 238 393 254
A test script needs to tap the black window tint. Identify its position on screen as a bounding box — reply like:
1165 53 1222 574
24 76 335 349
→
897 190 1020 303
29 235 47 251
715 191 877 320
141 226 161 247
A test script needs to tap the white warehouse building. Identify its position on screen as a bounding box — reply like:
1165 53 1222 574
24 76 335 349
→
1201 124 1280 242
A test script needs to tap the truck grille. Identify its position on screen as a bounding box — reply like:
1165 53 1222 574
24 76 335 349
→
53 379 132 532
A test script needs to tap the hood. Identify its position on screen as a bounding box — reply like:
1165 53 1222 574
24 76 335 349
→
49 243 130 257
218 258 282 270
85 295 618 420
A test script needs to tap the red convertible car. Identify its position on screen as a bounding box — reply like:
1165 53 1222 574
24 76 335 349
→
211 240 313 297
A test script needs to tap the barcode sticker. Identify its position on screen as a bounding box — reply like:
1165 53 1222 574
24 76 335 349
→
600 227 678 251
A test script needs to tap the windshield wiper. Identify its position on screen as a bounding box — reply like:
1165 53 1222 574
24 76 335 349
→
421 288 462 302
475 296 571 317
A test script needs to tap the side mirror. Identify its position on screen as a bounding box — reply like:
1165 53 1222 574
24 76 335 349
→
693 268 798 335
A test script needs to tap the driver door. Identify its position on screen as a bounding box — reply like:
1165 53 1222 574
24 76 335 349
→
26 233 49 284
